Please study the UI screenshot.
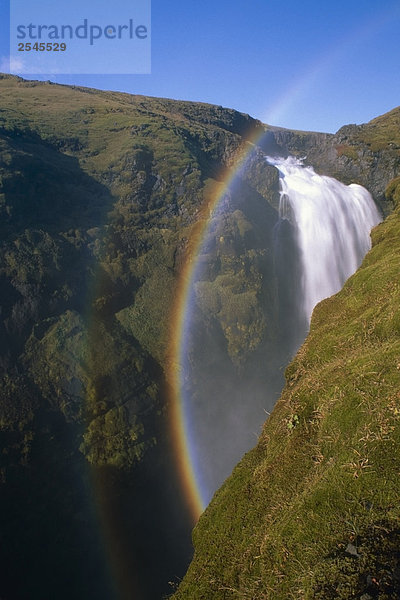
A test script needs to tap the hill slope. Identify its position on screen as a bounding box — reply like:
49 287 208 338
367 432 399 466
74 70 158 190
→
173 181 400 598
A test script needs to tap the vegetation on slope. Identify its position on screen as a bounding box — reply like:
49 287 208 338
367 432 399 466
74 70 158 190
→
173 181 400 599
0 74 281 599
351 107 400 151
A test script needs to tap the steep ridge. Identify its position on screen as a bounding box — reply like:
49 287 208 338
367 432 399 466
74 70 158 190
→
173 180 400 598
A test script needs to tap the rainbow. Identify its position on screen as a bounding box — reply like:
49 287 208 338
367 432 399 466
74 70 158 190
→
166 3 399 524
167 126 269 524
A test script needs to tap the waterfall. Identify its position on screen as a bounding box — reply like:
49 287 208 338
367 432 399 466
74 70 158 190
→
182 155 382 508
269 156 382 323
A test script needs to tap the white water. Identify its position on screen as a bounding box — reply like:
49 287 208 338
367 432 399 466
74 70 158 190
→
268 156 382 323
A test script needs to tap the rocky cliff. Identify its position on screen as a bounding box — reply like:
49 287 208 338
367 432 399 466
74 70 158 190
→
269 109 400 214
0 74 282 599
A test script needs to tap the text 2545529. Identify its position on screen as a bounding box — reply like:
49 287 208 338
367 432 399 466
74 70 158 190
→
18 42 67 52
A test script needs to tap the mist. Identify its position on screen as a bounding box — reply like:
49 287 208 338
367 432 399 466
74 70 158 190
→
181 156 381 506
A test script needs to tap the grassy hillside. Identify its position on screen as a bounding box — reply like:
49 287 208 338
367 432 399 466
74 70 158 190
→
351 107 400 151
173 179 400 599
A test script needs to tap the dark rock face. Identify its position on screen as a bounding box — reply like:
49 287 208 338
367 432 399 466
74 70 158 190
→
0 76 284 600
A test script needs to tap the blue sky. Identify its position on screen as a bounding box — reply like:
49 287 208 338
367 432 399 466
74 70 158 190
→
1 0 400 132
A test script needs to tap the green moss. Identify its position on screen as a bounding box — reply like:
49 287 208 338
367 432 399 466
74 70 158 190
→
80 406 149 468
24 311 89 421
385 176 400 208
116 265 176 362
360 107 400 151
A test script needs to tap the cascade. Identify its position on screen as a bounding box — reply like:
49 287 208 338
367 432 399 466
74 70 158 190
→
184 156 382 507
269 156 382 323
